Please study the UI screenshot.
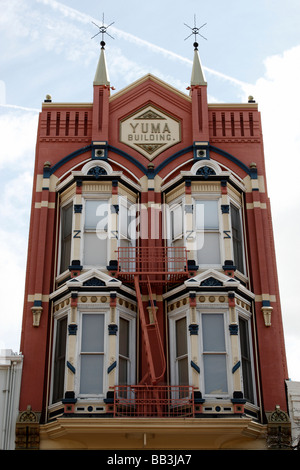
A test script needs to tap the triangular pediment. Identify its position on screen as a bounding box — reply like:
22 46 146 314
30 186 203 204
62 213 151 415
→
110 73 191 104
66 269 122 289
184 269 239 288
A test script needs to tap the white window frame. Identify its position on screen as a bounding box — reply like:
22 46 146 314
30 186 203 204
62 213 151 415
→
237 307 257 404
116 307 137 387
193 196 223 268
229 198 246 275
198 309 231 398
81 196 110 268
168 307 191 387
58 199 74 275
76 309 108 399
50 308 70 404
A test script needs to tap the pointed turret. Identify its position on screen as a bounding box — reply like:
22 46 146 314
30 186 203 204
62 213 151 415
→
190 42 207 86
189 41 209 142
94 40 110 86
92 40 110 141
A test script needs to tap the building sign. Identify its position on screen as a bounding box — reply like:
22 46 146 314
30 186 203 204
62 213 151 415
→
120 105 181 160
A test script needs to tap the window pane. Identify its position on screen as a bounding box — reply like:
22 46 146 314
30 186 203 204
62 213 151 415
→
239 317 254 402
202 314 225 351
85 200 108 230
196 200 219 230
60 204 72 273
197 232 220 264
231 204 244 272
119 357 128 385
80 355 103 394
176 317 187 358
119 318 129 358
81 314 104 352
178 357 189 385
171 204 183 239
53 316 67 402
83 233 107 266
203 355 228 394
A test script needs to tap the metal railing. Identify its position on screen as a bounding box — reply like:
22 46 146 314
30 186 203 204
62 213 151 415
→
113 385 195 417
116 246 189 283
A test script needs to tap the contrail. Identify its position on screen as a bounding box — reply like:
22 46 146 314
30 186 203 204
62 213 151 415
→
36 0 250 88
0 104 40 112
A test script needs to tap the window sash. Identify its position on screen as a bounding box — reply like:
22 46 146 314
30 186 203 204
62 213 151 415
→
201 313 228 395
79 313 105 396
175 316 188 386
60 203 73 273
195 200 221 265
83 200 108 266
230 203 244 273
52 316 67 403
239 316 254 402
171 204 183 241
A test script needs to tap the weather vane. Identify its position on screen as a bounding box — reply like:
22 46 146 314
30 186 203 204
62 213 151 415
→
184 14 207 46
91 13 115 46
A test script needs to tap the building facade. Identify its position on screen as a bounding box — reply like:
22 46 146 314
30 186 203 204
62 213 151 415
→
16 39 291 450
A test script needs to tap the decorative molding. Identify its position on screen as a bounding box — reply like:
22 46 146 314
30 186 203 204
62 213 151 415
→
262 306 273 326
31 306 43 327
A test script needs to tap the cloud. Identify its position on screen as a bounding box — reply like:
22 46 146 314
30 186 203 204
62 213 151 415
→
36 0 248 88
244 45 300 380
0 107 39 169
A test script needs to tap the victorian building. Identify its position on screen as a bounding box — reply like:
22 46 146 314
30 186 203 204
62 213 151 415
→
15 35 291 450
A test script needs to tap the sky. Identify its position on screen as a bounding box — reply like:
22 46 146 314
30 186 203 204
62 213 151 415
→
0 0 299 383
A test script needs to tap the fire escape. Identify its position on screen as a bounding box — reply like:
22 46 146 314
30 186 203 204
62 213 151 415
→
113 246 196 417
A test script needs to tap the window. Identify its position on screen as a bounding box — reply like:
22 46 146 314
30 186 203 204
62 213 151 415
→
60 203 73 273
79 313 105 395
170 203 184 242
175 316 189 386
83 200 108 266
195 200 220 265
230 203 244 273
201 313 228 395
118 317 130 385
239 316 254 402
52 316 67 403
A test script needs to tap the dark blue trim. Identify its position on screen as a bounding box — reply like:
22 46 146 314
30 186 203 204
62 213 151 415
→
108 145 148 174
153 146 194 175
45 142 255 180
209 145 254 177
191 360 200 374
107 361 117 374
46 144 93 177
232 361 241 374
67 361 76 374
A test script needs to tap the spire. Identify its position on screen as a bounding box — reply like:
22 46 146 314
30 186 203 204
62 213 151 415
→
191 41 207 86
93 41 110 87
184 15 207 87
91 14 114 87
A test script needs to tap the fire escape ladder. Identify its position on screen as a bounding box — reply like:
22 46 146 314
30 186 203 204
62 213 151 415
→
133 275 166 386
